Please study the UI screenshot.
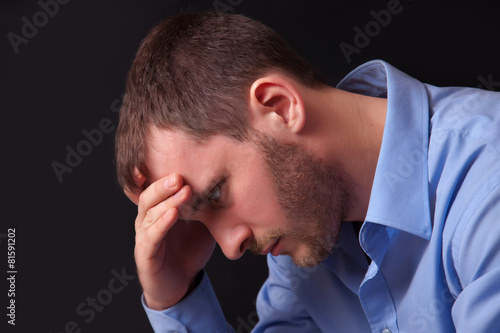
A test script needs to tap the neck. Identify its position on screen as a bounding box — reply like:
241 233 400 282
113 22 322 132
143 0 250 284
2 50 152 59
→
301 86 387 221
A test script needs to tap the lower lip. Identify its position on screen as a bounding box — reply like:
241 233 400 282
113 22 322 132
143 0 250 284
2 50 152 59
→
270 238 282 256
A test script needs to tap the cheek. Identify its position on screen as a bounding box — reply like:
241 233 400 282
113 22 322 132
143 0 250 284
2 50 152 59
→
232 175 286 231
227 143 288 232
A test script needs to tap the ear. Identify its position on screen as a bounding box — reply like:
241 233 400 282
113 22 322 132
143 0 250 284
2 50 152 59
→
248 74 306 134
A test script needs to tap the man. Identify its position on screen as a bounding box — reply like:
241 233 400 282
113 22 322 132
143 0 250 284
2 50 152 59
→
115 11 500 332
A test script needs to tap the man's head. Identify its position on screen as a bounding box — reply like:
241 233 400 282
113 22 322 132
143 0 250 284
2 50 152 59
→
116 12 358 267
115 11 325 193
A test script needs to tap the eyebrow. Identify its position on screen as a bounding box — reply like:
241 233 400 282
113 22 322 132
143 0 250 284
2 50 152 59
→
184 175 227 217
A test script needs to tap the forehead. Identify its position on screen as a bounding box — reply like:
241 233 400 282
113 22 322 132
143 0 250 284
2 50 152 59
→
144 127 244 190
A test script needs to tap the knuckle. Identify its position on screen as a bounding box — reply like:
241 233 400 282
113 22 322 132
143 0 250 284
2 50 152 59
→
144 209 154 223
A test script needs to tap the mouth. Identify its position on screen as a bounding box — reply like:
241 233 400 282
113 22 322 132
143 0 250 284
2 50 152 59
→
261 237 281 256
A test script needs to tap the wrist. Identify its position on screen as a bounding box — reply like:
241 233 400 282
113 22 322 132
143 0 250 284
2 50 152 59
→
143 270 204 311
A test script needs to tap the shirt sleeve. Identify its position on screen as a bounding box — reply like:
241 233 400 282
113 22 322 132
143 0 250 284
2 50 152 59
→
449 179 500 332
142 271 234 333
252 255 320 332
142 260 319 332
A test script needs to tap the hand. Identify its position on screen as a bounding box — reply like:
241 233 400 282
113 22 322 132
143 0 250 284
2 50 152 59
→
124 169 216 310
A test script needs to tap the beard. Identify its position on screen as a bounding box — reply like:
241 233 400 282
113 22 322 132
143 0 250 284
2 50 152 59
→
249 131 354 267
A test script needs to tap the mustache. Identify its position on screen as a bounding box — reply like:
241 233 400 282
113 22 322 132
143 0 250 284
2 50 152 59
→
248 230 284 254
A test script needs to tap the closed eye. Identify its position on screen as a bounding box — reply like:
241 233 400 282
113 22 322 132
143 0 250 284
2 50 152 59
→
191 177 227 212
205 177 227 207
207 185 221 203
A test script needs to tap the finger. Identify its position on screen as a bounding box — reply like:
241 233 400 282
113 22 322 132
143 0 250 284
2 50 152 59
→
136 173 183 225
139 185 192 231
137 208 179 260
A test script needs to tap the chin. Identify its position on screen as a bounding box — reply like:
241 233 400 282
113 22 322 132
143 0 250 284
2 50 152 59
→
292 258 319 268
290 244 331 268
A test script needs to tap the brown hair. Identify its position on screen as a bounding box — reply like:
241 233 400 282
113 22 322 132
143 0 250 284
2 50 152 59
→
115 11 325 192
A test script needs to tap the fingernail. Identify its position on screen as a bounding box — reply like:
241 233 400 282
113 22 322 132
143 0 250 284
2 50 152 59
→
174 186 186 198
165 174 177 188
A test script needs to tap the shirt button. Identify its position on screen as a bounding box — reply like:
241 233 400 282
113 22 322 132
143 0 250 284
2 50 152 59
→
382 329 392 333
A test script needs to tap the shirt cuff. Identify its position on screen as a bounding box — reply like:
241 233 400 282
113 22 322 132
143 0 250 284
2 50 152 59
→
142 271 230 333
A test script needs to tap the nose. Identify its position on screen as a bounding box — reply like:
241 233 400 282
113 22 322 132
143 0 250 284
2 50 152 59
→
189 208 253 261
213 224 252 260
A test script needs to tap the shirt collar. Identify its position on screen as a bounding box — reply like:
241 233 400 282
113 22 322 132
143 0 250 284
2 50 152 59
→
337 60 432 240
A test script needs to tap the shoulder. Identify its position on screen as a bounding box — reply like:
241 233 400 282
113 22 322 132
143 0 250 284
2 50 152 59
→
426 86 500 294
427 85 500 209
440 165 500 296
428 85 500 152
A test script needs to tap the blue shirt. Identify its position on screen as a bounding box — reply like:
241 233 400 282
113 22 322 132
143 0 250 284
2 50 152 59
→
143 60 500 332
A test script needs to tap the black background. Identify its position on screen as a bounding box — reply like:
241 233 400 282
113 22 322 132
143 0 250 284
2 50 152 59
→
1 0 499 332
